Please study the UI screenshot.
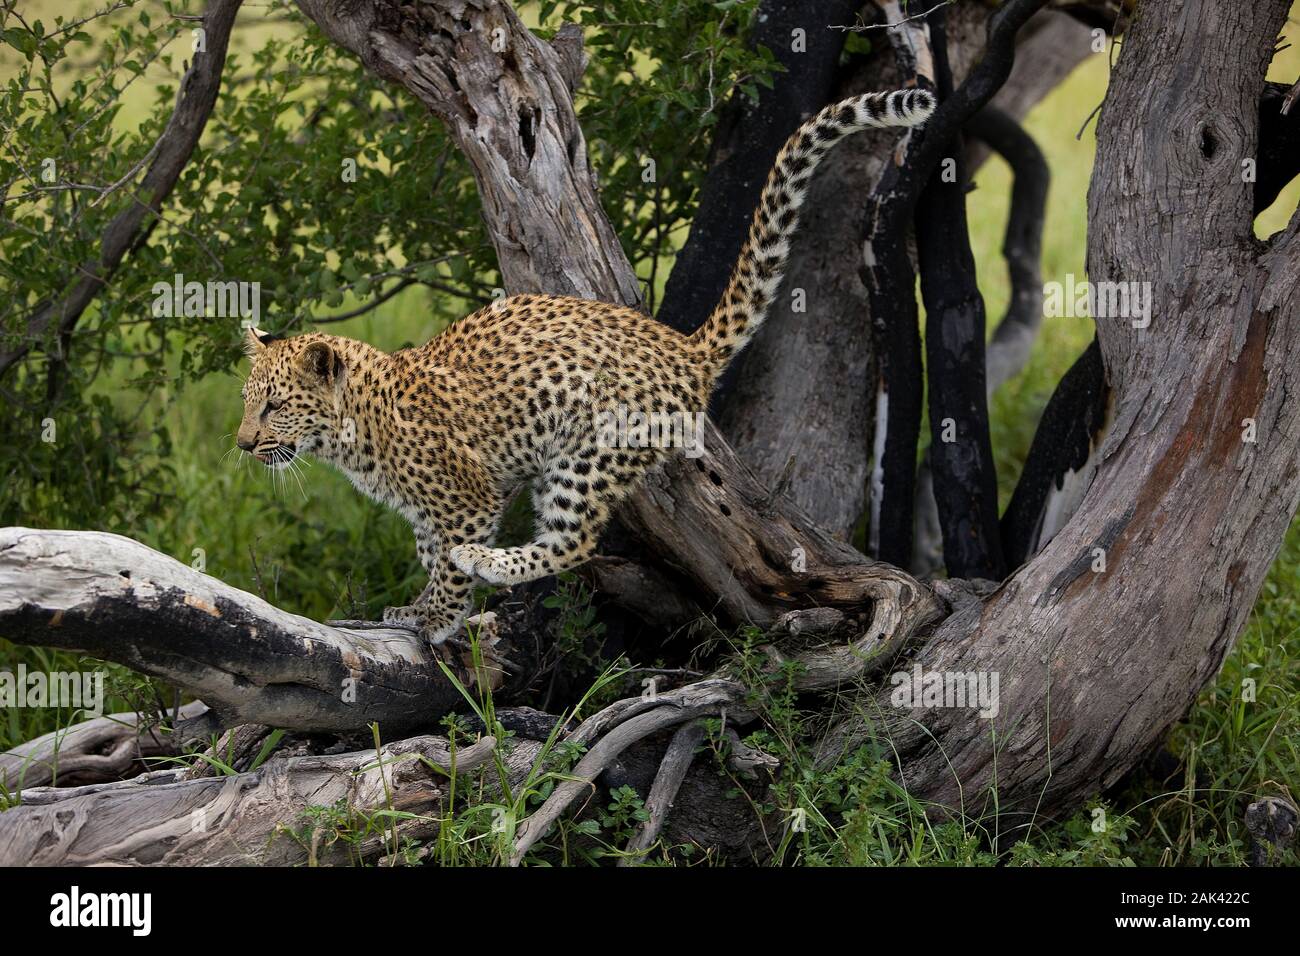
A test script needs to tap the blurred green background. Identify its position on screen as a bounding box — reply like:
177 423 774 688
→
1 0 1297 864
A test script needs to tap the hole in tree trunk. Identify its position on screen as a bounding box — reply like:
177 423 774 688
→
1199 124 1219 159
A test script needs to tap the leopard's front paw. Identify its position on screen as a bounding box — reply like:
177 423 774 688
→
383 605 463 647
382 603 426 627
419 620 462 647
450 543 509 585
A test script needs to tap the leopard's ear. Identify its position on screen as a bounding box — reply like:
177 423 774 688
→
298 340 344 385
243 326 280 357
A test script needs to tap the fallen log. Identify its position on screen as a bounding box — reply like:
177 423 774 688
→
0 506 942 732
0 523 942 864
1 733 501 866
0 528 514 736
0 701 209 792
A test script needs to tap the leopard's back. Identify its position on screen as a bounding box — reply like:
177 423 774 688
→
408 293 710 482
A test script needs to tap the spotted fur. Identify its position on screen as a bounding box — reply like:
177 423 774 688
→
237 89 935 644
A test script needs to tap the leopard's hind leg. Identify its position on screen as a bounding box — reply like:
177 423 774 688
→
450 442 653 587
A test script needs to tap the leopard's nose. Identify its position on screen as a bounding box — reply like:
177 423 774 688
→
236 436 257 451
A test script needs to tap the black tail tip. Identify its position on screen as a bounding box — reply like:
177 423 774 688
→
899 88 938 116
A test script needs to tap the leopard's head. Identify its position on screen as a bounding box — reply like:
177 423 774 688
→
237 328 347 469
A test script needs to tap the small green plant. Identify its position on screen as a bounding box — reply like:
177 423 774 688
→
543 571 608 663
601 785 652 846
280 799 364 867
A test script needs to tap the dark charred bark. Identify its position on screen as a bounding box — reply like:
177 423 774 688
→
1000 338 1109 567
913 105 1051 574
1257 80 1300 215
864 0 1049 568
863 197 926 567
915 10 1006 580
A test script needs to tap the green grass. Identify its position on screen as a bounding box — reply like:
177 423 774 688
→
2 2 1298 865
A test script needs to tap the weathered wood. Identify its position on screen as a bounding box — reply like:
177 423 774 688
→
619 719 708 866
0 733 501 865
826 0 1300 816
0 521 938 729
621 420 943 642
0 701 208 792
0 528 512 735
509 678 749 865
0 695 782 865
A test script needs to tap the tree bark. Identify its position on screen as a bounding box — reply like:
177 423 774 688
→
915 9 1006 581
824 0 1300 817
0 732 503 865
914 105 1053 575
0 528 514 736
675 4 1092 540
0 702 209 792
719 3 990 541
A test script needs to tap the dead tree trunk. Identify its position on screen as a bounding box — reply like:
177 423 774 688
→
823 0 1300 817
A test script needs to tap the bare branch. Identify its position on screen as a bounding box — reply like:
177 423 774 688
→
0 0 244 380
619 719 708 865
831 1 954 33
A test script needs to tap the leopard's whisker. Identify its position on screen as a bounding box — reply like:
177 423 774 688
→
284 452 309 500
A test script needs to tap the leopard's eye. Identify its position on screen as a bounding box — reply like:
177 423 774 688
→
262 399 284 417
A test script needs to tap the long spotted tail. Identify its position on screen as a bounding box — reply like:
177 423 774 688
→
690 88 936 373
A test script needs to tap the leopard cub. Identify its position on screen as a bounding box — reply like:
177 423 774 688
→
236 89 935 644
